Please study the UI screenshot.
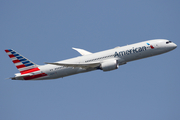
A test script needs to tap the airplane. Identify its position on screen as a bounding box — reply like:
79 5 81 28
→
5 39 177 80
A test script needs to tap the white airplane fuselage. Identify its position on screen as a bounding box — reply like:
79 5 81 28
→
6 39 177 80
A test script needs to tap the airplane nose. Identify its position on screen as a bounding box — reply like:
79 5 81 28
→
173 43 177 49
170 43 177 50
164 42 177 51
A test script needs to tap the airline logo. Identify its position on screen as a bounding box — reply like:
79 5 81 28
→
5 49 48 80
5 49 40 74
114 46 147 57
147 43 154 49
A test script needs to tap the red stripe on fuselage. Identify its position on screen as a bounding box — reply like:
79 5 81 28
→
24 73 47 80
21 67 40 74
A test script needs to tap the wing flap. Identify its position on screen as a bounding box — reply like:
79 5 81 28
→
45 62 100 69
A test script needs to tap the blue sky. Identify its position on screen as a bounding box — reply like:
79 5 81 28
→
1 0 180 120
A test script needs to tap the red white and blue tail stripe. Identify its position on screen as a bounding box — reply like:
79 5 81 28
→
5 49 40 75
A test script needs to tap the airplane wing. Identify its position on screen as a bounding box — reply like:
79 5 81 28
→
45 62 100 69
72 47 92 56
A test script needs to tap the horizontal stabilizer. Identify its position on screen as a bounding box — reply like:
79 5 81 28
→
7 73 33 80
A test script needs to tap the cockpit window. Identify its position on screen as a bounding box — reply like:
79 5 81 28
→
166 41 172 44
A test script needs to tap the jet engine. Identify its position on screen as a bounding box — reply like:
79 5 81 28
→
100 60 118 71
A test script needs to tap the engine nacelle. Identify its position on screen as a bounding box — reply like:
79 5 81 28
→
100 60 118 71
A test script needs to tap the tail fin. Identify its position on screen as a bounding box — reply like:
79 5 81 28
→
5 49 40 74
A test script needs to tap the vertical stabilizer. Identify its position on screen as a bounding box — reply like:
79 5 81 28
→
5 49 40 74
